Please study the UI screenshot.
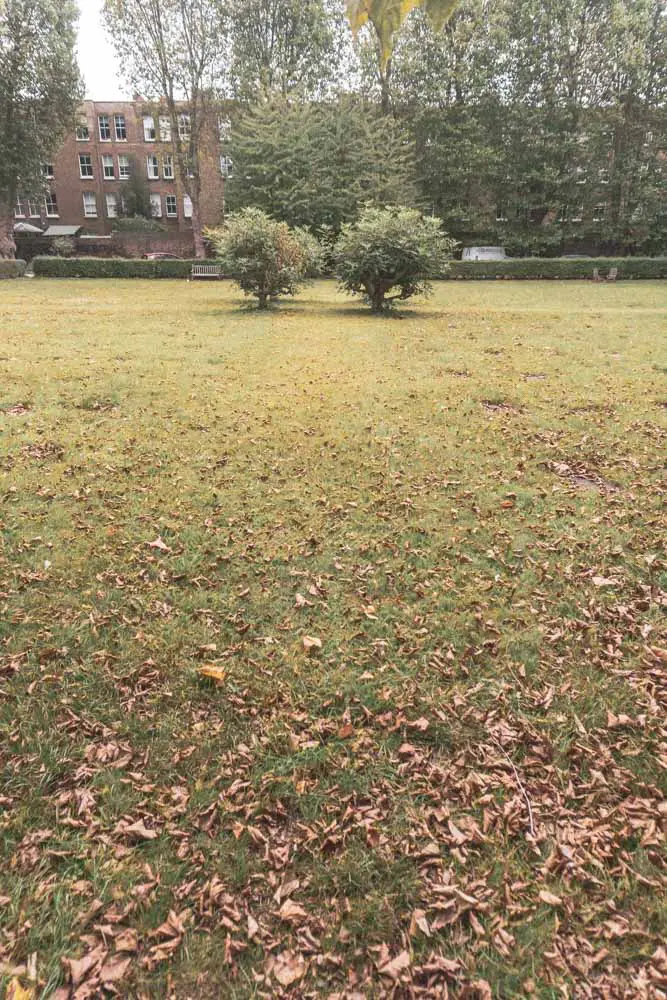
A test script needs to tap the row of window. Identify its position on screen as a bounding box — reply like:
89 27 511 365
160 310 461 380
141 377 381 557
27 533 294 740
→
16 193 59 218
76 113 191 143
495 204 608 223
80 191 193 220
77 152 232 180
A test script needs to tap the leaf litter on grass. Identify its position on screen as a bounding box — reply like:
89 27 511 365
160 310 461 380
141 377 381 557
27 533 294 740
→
0 279 665 999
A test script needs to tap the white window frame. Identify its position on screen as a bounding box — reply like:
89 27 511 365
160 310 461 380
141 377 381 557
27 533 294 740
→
42 163 54 179
118 155 130 180
218 117 231 142
114 114 127 141
159 116 171 142
102 154 115 179
14 197 25 218
183 194 193 218
575 167 586 185
98 114 111 141
79 153 94 178
106 193 119 218
163 154 174 179
495 205 507 223
593 203 606 222
178 113 191 141
143 115 156 141
220 155 233 178
149 193 162 218
27 199 40 218
76 120 90 141
599 168 610 185
83 192 98 218
44 192 59 217
165 194 177 217
147 155 159 180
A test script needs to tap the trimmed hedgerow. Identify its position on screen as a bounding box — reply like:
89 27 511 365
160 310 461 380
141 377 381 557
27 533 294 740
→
0 259 27 278
31 257 219 278
445 256 667 280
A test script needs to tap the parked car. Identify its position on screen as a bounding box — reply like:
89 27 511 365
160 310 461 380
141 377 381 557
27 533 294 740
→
142 252 181 260
461 246 507 261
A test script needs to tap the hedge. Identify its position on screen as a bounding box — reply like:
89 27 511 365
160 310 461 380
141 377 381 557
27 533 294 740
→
31 257 215 278
445 256 667 280
0 259 27 278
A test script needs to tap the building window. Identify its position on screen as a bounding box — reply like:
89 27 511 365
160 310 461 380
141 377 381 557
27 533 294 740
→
14 197 25 218
42 163 54 179
599 168 610 184
166 194 177 217
149 193 162 218
644 130 654 146
114 114 127 141
178 113 190 141
183 155 194 178
99 114 111 141
147 155 159 179
163 154 174 179
83 192 98 217
76 119 90 141
183 194 193 218
495 204 507 222
575 167 586 184
143 115 156 141
118 155 130 179
571 205 584 223
106 193 119 218
44 192 59 217
593 203 606 222
102 154 115 179
79 153 94 178
26 199 40 218
159 115 171 142
218 117 231 142
220 155 233 178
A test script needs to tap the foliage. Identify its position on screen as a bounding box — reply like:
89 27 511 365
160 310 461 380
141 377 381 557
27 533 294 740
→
32 257 203 278
0 277 665 998
228 0 343 99
116 155 153 220
49 236 76 258
0 258 26 277
206 208 321 308
334 204 455 311
446 256 667 280
102 0 227 257
226 97 416 233
112 215 166 233
0 0 82 257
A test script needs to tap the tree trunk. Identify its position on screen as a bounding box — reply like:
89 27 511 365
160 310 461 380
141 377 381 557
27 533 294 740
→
191 199 206 259
0 206 16 259
257 290 269 309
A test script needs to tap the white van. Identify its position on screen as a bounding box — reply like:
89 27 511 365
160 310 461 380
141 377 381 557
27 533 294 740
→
461 246 507 261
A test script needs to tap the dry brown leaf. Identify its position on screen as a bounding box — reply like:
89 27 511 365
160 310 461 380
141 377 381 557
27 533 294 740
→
147 536 170 552
302 635 322 653
278 898 308 922
378 949 411 980
118 818 158 841
272 950 306 986
5 979 34 1000
114 928 138 953
538 890 563 906
99 954 132 984
196 663 227 683
247 914 259 939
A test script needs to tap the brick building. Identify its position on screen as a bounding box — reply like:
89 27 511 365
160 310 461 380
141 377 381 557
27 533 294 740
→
14 100 229 247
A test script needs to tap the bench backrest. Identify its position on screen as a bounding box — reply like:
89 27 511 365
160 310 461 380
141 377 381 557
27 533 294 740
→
608 267 618 280
192 264 221 274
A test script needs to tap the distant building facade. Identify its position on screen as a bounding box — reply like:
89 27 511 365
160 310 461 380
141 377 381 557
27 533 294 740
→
14 100 230 242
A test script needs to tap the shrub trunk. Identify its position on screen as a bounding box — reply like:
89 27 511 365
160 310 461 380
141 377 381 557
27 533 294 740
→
0 208 16 259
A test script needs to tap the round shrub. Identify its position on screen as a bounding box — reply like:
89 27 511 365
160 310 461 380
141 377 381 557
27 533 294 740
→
206 209 321 309
333 205 456 313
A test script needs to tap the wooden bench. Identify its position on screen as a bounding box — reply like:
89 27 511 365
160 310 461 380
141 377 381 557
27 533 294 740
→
190 263 222 281
607 267 618 282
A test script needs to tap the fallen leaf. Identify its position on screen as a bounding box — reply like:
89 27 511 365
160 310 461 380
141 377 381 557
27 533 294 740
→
117 818 159 841
147 536 170 551
247 914 259 939
6 979 34 1000
278 898 308 922
592 576 617 587
99 954 132 984
272 950 306 986
539 890 563 906
302 635 322 653
378 949 411 980
196 663 226 683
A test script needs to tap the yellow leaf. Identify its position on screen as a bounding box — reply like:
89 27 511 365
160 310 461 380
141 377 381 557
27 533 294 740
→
197 663 227 682
6 980 34 1000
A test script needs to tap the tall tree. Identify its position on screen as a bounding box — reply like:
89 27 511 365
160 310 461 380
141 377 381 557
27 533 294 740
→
228 0 344 100
103 0 229 257
225 97 417 232
0 0 81 258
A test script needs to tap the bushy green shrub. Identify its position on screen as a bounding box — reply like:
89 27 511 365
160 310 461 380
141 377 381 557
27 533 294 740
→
0 259 27 278
32 257 206 278
334 205 456 312
206 209 321 309
446 257 667 280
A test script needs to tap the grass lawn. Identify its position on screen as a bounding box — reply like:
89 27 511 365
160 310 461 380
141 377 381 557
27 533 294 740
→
1 278 665 999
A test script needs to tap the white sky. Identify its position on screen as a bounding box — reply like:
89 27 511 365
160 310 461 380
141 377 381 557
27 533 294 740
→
77 0 129 100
